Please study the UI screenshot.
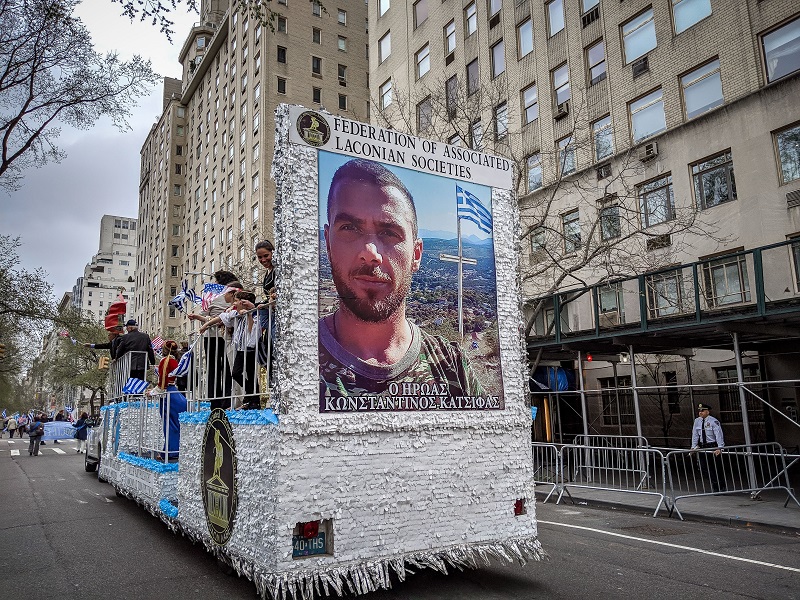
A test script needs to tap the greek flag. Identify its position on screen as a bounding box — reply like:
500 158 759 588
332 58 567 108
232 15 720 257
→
122 378 150 395
168 292 186 313
1 409 5 419
182 279 202 304
456 185 493 234
169 341 196 377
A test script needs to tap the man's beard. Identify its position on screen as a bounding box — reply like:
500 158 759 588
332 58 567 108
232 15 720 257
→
332 263 412 323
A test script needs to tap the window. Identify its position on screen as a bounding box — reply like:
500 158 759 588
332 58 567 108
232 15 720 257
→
558 137 575 175
681 59 723 119
379 0 390 16
417 97 432 131
673 0 711 34
552 63 570 106
527 154 542 192
338 9 347 24
312 56 322 75
312 1 321 16
562 209 580 252
630 89 666 142
522 84 539 123
587 40 607 85
715 366 763 424
313 27 321 44
379 32 391 63
444 20 456 56
448 134 462 147
277 16 287 33
465 2 477 37
762 16 800 83
703 254 751 307
775 123 800 184
600 376 635 426
692 150 736 210
491 40 505 77
647 269 685 317
489 0 501 17
253 203 259 222
495 102 508 139
277 46 287 63
413 0 428 28
338 63 347 84
313 86 322 103
338 94 347 110
530 226 546 257
639 174 675 228
173 184 182 196
622 9 656 64
471 120 483 151
518 19 533 58
467 59 479 95
593 116 613 161
338 35 347 51
446 75 458 116
416 44 430 78
582 0 599 12
379 79 392 109
252 173 259 192
547 0 565 36
253 112 260 133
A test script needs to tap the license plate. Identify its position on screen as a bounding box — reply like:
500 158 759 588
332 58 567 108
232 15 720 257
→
292 532 327 557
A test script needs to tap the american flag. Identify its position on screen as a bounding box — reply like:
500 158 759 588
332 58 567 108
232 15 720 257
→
151 336 164 351
201 283 227 311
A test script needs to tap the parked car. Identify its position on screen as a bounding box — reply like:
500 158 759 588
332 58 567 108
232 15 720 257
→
84 414 103 474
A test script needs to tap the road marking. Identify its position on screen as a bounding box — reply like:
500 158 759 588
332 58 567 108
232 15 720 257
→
8 440 16 444
11 450 19 456
538 520 800 573
51 448 66 455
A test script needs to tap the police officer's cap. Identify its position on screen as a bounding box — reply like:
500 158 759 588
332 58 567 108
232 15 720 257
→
697 403 712 411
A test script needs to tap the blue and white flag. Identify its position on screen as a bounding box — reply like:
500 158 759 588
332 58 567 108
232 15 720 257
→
122 377 150 395
183 279 202 304
456 185 493 235
1 409 5 419
168 292 186 313
169 340 196 377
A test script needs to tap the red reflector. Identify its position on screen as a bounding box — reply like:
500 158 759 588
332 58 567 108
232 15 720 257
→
586 353 593 362
301 521 320 539
514 499 526 516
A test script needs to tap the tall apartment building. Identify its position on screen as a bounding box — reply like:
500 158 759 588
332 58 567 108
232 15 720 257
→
136 0 371 335
372 1 800 446
73 215 138 324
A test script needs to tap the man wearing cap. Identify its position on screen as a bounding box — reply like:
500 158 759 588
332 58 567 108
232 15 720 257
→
691 403 725 492
114 319 156 382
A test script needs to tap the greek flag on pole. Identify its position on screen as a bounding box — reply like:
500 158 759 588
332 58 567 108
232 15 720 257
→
122 378 150 395
169 343 195 377
168 292 186 313
1 409 6 419
456 185 493 234
182 279 202 304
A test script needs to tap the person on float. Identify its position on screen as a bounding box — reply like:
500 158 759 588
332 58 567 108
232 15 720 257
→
155 340 188 457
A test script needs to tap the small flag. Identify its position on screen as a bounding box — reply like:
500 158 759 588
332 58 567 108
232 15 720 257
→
70 337 78 345
201 283 227 311
168 292 186 313
151 336 164 351
169 341 196 377
1 409 6 419
456 185 493 234
122 378 150 395
183 279 202 304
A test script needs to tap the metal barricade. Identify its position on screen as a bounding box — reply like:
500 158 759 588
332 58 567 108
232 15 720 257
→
573 435 650 449
558 444 668 516
531 443 562 503
109 351 150 400
665 443 800 520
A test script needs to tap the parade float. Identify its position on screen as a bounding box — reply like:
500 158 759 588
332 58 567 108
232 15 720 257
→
96 105 544 599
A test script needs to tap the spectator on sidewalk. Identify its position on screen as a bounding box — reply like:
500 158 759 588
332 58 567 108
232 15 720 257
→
691 403 725 493
28 415 45 456
6 416 17 438
73 412 89 454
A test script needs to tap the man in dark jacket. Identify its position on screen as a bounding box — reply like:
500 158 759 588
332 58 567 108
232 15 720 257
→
115 319 156 381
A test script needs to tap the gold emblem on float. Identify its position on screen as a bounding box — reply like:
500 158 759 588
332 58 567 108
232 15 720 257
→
296 110 330 147
201 408 238 545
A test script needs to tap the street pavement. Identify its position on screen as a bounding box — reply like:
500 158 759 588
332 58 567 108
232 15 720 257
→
2 449 798 599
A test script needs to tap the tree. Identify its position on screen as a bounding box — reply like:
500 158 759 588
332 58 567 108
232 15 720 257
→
374 78 726 372
0 0 159 191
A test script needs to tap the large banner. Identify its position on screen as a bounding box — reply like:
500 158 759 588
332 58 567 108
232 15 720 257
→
289 108 510 414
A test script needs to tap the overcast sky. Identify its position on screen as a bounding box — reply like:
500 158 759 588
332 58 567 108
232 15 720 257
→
1 1 197 301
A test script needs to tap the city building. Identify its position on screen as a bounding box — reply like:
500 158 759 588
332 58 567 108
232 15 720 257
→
73 214 138 324
135 0 371 335
371 0 800 447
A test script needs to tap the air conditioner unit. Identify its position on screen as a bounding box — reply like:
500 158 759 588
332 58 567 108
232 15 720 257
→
638 141 658 162
787 190 800 209
555 101 570 119
632 56 649 78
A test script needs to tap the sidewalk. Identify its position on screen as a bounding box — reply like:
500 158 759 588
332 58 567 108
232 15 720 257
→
535 486 800 535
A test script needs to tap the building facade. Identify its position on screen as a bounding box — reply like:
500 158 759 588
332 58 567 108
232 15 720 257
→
73 215 138 324
370 0 800 447
135 0 371 335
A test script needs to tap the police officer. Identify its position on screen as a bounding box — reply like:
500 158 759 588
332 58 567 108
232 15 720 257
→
691 403 725 492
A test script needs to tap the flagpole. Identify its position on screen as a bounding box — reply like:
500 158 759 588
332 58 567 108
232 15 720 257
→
457 211 464 339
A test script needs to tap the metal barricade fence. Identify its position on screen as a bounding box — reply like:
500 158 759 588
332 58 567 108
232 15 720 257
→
531 443 562 503
109 351 150 400
665 443 800 520
557 444 668 516
573 435 650 449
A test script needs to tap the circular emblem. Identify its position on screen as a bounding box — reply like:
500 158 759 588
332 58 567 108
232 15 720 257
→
296 110 330 147
201 408 238 545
